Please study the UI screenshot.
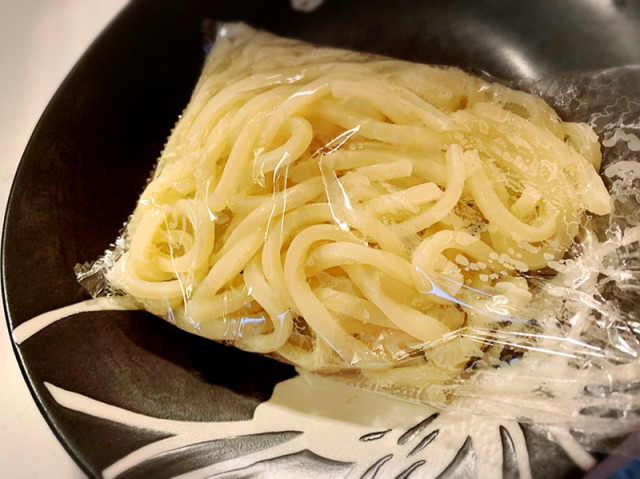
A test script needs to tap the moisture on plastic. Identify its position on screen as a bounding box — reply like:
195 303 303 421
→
76 23 640 449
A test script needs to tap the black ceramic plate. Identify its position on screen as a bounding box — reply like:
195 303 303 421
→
4 1 640 478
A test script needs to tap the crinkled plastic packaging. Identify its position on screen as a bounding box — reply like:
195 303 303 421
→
77 23 640 451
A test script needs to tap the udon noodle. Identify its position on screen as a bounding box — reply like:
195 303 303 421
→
105 25 611 383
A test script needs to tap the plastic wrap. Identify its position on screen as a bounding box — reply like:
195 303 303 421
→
76 23 640 450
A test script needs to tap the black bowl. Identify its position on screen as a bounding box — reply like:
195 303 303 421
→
4 1 640 478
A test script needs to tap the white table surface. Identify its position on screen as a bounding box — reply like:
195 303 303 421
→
0 1 128 477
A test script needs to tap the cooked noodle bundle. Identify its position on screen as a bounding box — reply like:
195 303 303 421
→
107 25 611 378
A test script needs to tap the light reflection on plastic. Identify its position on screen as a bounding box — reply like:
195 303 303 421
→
484 294 509 317
319 156 351 233
266 154 292 243
241 316 265 325
314 126 360 157
609 325 639 358
460 334 590 359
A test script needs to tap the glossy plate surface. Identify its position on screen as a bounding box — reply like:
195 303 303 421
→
4 0 640 478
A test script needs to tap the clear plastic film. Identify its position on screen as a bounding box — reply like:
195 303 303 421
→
76 23 640 452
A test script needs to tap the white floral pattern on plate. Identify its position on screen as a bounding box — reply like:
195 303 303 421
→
13 299 596 479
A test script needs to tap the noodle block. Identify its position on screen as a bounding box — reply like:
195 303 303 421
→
97 24 612 389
